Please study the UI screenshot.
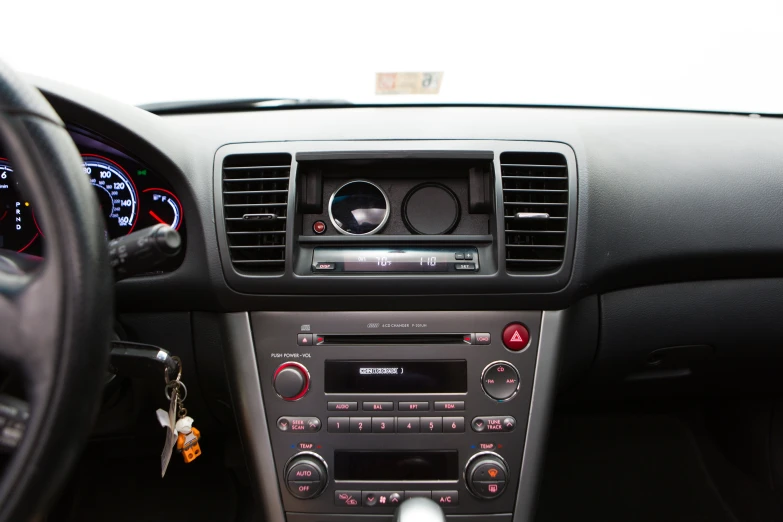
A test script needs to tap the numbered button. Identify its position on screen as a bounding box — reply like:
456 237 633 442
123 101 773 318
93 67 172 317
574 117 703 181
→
421 417 443 433
372 417 396 433
328 417 349 433
443 417 465 433
398 417 420 433
350 417 371 433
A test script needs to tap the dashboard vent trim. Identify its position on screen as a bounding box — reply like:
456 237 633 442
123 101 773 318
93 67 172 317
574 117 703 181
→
501 152 568 273
222 153 291 273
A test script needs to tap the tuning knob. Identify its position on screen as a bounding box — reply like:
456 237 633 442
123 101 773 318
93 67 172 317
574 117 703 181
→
465 452 509 499
284 453 328 499
273 362 310 401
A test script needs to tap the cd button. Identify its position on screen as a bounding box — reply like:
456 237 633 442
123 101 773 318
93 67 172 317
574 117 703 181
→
296 334 313 346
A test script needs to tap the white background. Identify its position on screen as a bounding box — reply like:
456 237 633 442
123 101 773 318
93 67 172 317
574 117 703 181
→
3 0 782 112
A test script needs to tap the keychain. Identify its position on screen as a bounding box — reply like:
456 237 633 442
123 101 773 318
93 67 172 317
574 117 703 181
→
156 356 202 477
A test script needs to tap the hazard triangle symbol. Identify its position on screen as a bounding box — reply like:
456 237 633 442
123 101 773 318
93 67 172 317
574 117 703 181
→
510 330 524 342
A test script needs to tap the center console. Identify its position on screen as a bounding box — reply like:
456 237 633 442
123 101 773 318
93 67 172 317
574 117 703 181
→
250 311 540 521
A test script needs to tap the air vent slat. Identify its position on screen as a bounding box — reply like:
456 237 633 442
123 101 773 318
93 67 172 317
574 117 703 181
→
501 152 569 273
222 153 290 273
223 165 290 170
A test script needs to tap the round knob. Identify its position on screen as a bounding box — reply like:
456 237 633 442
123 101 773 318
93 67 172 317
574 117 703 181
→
273 362 310 401
285 453 328 499
481 361 520 402
465 452 509 500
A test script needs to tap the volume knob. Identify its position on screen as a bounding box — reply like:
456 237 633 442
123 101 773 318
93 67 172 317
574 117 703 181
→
273 362 310 401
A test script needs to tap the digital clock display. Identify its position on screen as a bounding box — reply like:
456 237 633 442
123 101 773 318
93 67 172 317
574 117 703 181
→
343 250 448 272
312 247 478 273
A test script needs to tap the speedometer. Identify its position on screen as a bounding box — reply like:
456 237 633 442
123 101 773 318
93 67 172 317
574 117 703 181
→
83 154 139 237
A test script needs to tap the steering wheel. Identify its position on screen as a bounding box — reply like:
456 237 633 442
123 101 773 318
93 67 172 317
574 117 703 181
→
0 62 113 521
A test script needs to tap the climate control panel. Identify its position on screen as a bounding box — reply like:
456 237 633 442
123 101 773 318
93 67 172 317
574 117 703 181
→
250 311 541 518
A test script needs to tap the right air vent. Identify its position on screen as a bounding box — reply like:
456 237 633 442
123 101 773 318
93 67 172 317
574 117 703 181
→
501 152 569 272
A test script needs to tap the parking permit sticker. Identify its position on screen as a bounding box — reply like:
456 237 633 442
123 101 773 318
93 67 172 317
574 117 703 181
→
376 72 443 95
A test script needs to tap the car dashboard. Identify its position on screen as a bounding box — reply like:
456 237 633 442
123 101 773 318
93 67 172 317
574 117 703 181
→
22 77 783 522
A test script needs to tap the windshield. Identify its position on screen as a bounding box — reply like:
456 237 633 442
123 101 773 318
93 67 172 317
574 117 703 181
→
4 0 782 114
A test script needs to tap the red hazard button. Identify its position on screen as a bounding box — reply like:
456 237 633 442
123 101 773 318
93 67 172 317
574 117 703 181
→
502 323 530 351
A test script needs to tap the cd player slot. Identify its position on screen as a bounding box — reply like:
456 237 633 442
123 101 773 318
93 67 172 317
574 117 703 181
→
318 333 469 345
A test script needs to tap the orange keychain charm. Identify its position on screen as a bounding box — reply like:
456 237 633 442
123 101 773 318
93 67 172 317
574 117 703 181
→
175 416 202 463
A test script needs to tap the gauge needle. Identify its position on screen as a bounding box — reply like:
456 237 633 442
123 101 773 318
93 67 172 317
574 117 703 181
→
149 210 167 225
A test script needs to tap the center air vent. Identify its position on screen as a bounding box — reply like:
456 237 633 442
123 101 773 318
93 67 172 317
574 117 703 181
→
222 153 291 273
501 152 569 272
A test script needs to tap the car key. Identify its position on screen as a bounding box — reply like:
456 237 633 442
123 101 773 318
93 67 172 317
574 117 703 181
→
155 357 202 477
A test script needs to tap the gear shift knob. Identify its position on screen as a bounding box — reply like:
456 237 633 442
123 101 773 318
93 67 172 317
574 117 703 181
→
393 497 446 522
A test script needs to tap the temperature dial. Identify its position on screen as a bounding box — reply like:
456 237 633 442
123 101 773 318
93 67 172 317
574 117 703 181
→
465 452 509 499
142 188 183 230
273 362 310 401
285 453 328 499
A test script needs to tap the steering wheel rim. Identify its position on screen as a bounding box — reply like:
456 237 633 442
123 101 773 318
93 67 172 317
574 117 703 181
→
0 61 113 521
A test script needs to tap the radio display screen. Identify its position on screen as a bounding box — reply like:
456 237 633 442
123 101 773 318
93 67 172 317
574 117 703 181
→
324 360 467 394
334 451 459 481
342 249 449 272
311 247 479 273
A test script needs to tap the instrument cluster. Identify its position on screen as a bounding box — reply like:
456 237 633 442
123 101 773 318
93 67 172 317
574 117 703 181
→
0 126 184 261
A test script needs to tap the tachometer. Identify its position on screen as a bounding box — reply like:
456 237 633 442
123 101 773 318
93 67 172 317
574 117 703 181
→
83 154 139 237
0 158 41 253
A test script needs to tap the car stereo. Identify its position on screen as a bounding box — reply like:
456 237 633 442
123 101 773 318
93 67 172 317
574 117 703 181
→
251 311 540 519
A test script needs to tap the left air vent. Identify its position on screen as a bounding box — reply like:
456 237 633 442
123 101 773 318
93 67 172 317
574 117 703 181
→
222 153 291 273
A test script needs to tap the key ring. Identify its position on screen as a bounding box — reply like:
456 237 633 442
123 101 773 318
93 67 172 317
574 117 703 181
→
165 380 188 402
164 356 182 385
